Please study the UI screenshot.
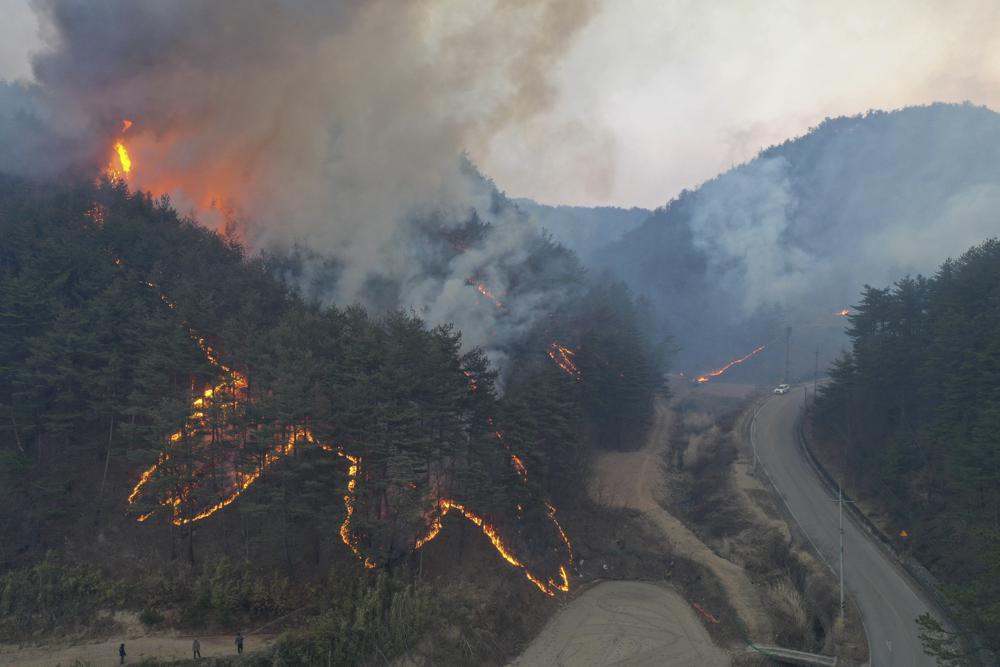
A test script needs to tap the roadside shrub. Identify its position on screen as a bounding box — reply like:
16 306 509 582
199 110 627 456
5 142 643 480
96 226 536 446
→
181 556 296 628
0 553 127 639
271 569 447 666
139 607 165 626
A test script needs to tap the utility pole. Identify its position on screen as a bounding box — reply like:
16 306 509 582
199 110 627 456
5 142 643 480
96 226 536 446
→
813 345 819 402
784 326 792 383
838 484 845 619
834 483 856 621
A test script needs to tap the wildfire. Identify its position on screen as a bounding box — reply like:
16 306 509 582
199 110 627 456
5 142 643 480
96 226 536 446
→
106 119 134 180
695 344 767 384
114 142 132 175
835 308 850 316
334 449 378 569
123 263 571 594
124 261 309 527
413 498 571 597
474 283 506 311
462 369 478 391
547 342 581 382
510 454 528 479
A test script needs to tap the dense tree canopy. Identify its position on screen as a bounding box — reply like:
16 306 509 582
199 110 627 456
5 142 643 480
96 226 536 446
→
0 174 666 661
814 238 1000 655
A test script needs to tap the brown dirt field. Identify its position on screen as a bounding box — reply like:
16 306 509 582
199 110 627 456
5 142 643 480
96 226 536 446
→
510 580 728 667
0 619 272 667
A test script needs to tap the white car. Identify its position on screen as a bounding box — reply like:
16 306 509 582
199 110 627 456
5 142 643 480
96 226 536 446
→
773 384 790 395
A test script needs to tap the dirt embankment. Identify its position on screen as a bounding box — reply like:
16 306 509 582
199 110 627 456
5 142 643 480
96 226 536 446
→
589 398 772 641
511 580 728 667
665 383 867 662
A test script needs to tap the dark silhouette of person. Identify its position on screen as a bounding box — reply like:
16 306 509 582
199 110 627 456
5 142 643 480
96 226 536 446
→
235 632 244 655
119 643 126 664
192 638 201 658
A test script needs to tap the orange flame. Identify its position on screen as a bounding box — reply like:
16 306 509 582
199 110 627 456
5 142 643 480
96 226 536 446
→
413 498 570 597
695 344 766 384
835 308 850 316
547 342 581 382
510 454 528 479
474 283 506 310
123 261 569 591
105 119 133 180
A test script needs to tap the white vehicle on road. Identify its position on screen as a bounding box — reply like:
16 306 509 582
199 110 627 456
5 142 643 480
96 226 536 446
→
773 383 790 394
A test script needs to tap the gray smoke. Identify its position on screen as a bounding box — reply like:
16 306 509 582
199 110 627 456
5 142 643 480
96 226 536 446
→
3 0 597 366
599 104 1000 375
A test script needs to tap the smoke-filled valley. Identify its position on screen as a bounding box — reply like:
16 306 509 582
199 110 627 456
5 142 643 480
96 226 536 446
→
2 2 1000 666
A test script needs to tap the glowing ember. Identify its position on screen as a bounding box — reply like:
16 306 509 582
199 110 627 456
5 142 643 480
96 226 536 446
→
122 119 133 132
835 308 850 316
547 342 581 382
510 454 528 479
474 282 506 310
463 369 478 391
694 344 766 384
85 203 106 226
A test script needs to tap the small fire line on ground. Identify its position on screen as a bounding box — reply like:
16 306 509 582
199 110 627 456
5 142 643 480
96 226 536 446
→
121 262 572 594
695 344 766 384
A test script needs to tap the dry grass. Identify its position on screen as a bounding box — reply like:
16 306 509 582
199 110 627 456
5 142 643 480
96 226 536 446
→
661 398 869 664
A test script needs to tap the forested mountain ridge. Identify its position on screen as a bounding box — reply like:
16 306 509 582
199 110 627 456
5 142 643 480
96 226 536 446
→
0 174 665 663
512 198 651 262
595 103 1000 372
813 238 1000 659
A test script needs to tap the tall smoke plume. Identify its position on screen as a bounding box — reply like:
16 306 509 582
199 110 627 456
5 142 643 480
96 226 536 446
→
1 0 597 367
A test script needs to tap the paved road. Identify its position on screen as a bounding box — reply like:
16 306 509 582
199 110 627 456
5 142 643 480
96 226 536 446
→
752 392 935 667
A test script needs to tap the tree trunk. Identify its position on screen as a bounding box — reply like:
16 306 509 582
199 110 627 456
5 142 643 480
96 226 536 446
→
10 410 24 455
97 414 115 517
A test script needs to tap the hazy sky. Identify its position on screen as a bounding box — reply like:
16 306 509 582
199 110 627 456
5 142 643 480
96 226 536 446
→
2 0 999 208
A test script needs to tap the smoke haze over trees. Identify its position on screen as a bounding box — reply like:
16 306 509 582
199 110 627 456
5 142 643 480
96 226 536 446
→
594 104 1000 372
0 0 607 369
0 175 664 661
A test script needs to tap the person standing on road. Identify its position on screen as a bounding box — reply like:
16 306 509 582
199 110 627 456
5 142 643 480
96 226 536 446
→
192 638 201 658
235 632 244 655
118 643 126 664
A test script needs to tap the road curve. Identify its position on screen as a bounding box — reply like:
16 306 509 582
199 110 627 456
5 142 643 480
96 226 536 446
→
752 391 935 667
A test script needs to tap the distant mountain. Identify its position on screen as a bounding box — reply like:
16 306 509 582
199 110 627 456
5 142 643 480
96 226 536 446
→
514 199 651 261
594 103 1000 372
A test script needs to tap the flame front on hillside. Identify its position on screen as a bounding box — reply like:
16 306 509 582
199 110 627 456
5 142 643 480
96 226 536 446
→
695 344 766 384
106 119 133 180
123 266 571 593
548 342 581 381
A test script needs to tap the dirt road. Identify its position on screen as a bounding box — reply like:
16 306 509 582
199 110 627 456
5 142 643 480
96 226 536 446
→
590 397 769 639
753 391 934 666
0 632 271 666
512 394 769 666
511 580 728 667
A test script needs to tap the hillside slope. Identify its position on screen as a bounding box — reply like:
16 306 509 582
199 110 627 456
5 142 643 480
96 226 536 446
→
596 103 1000 370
